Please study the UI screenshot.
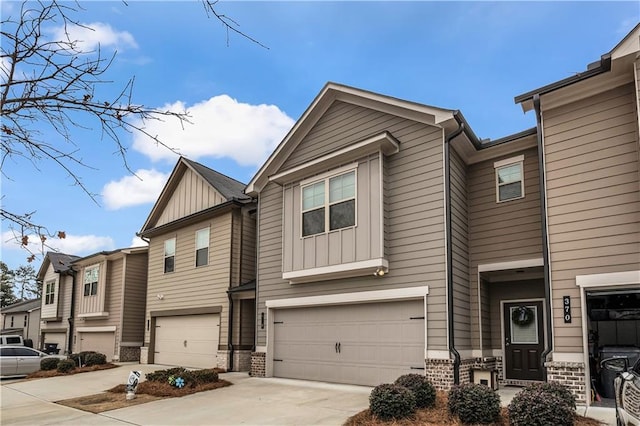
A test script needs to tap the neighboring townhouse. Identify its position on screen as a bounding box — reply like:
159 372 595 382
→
1 298 41 346
245 24 639 405
71 247 148 361
38 252 80 354
138 157 256 372
514 24 640 403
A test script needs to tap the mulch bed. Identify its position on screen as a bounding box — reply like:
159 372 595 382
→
26 363 119 378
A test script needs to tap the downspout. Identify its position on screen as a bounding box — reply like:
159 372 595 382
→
227 290 234 372
533 94 553 375
67 269 77 354
227 210 237 372
445 115 465 385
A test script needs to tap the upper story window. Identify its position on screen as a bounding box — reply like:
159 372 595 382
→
23 315 27 327
301 169 356 237
164 238 176 273
494 155 524 202
83 265 99 296
10 316 14 327
44 280 56 305
195 228 209 267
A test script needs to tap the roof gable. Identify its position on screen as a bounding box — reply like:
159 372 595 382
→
37 251 80 279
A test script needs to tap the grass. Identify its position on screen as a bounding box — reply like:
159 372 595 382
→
344 391 605 426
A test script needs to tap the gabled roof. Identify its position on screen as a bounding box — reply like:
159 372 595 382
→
140 157 250 233
1 298 41 313
37 251 80 280
246 82 459 195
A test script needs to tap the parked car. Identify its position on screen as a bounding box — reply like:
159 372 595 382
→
606 356 640 426
0 335 24 346
0 345 66 378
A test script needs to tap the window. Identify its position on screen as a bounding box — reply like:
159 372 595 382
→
44 280 56 305
195 228 209 267
164 238 176 273
10 316 14 327
83 266 99 296
495 155 524 202
23 315 27 327
302 169 356 237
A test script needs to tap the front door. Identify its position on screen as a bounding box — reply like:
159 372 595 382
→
504 301 544 381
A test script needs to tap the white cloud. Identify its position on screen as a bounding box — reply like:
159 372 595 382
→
130 236 149 248
1 231 114 257
102 169 169 210
132 95 295 166
49 21 138 53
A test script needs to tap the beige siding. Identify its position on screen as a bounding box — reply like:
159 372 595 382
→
543 83 640 354
467 147 543 349
450 148 471 350
241 209 257 285
144 213 233 347
40 264 61 320
77 261 108 316
257 104 447 350
121 252 148 343
155 168 227 227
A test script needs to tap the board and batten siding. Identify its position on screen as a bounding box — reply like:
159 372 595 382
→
121 252 148 343
257 102 448 351
543 82 640 354
450 148 471 350
467 147 543 350
41 264 63 320
155 167 227 228
144 213 234 347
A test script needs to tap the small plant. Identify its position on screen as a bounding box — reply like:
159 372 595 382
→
394 374 436 408
146 367 190 383
508 387 575 426
524 381 576 409
56 359 76 373
448 383 501 424
191 369 219 383
369 383 416 421
40 357 59 371
83 352 107 366
146 367 219 387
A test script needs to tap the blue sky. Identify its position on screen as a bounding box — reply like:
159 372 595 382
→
1 1 638 272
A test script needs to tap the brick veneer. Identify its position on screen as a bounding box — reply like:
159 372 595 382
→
140 346 149 364
545 361 587 403
119 346 141 362
250 352 266 377
234 350 252 372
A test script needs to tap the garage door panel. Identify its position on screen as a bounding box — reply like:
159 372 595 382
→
79 332 115 361
155 314 219 369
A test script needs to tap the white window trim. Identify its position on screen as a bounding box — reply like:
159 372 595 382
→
164 237 176 274
195 227 210 267
494 154 525 203
300 164 358 238
45 280 56 305
83 263 100 297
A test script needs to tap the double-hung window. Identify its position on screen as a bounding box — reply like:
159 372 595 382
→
164 238 176 273
83 266 99 296
195 228 209 267
495 155 524 202
44 280 55 304
302 169 356 237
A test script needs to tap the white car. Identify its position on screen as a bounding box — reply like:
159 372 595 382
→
612 357 640 426
0 345 66 378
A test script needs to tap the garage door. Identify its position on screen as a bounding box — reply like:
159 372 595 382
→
273 299 425 386
43 332 67 353
78 332 115 361
154 314 220 368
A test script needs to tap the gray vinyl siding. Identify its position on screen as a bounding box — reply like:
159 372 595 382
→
543 82 640 354
257 104 447 351
240 209 257 285
121 252 148 343
467 147 543 349
155 168 227 228
144 213 233 347
450 148 471 350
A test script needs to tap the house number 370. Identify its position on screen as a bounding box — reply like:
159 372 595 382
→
563 296 571 323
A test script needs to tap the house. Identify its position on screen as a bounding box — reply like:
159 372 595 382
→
138 157 256 371
246 25 639 405
71 247 148 361
38 252 80 354
1 298 41 346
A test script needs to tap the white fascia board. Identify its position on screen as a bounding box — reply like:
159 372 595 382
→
478 258 543 272
576 270 640 288
76 325 116 332
282 258 388 284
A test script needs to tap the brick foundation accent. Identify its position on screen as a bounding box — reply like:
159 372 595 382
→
545 361 587 404
426 357 501 390
140 346 149 364
217 350 230 370
119 346 141 362
250 352 266 377
234 350 252 372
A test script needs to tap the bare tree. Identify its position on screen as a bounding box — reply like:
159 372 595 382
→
1 1 264 261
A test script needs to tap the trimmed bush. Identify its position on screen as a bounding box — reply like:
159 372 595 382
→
146 367 190 383
394 374 436 408
145 367 219 388
369 383 416 421
69 351 103 366
448 383 501 424
40 357 59 371
523 381 576 410
508 388 575 426
84 352 107 366
191 369 219 383
56 359 76 373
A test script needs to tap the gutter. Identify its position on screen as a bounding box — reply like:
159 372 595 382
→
533 94 554 375
445 113 466 385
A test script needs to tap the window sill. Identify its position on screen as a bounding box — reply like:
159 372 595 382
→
283 258 388 284
78 312 109 319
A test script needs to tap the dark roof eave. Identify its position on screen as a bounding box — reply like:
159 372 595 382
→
479 127 537 149
514 55 612 104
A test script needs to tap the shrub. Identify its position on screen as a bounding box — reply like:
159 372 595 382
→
369 383 416 421
56 359 76 373
508 388 575 426
394 374 436 408
146 367 190 383
40 357 59 371
523 381 576 410
146 367 219 388
83 352 107 366
191 369 219 384
448 383 501 424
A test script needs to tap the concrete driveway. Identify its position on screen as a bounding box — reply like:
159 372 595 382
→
1 364 371 425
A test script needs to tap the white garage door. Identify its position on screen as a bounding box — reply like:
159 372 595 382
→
78 332 115 361
273 299 425 386
43 332 67 353
154 314 220 369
